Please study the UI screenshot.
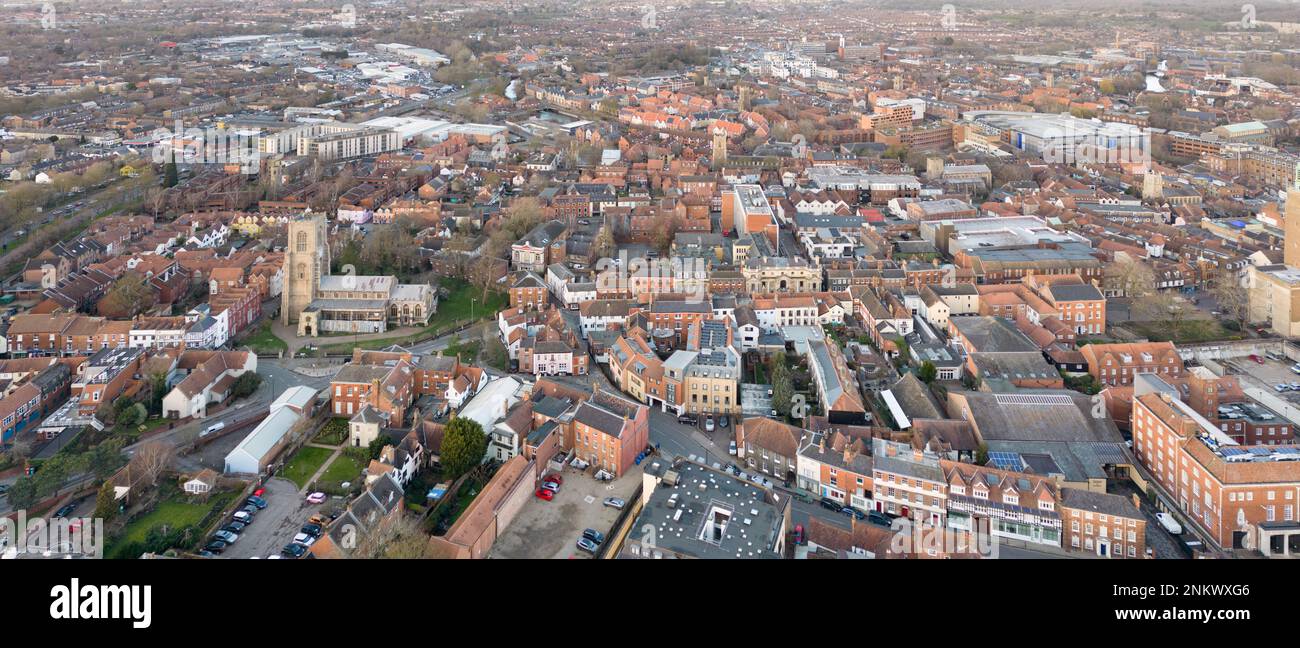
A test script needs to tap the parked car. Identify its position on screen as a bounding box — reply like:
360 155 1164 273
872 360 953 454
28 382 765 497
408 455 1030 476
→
280 543 307 558
867 511 893 527
308 514 327 527
202 421 226 436
792 524 805 545
239 505 259 517
535 487 555 501
292 532 316 547
677 414 698 425
245 495 267 510
704 415 715 432
1156 512 1183 535
301 523 323 538
819 497 843 511
203 540 228 554
1277 384 1289 392
603 497 626 510
0 484 10 495
719 415 730 428
543 474 563 486
575 537 599 554
232 511 253 525
213 530 239 544
728 440 737 456
542 479 561 492
54 503 76 518
221 522 247 534
582 528 605 545
842 507 867 520
1249 354 1265 365
306 492 327 504
252 487 266 498
1291 363 1300 375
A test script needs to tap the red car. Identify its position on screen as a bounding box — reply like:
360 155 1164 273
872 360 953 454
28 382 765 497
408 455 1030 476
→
253 488 266 498
1250 354 1265 365
544 474 563 486
535 487 555 501
792 524 805 545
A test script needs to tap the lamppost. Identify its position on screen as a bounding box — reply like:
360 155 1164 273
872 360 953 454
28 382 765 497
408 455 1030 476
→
471 297 477 322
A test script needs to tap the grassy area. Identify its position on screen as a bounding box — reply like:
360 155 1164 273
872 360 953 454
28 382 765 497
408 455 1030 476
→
106 490 236 559
315 418 348 446
321 279 506 354
282 446 334 489
241 322 288 355
1123 319 1243 344
320 453 364 485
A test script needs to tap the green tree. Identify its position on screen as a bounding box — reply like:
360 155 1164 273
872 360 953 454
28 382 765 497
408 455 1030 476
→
440 416 488 478
367 437 388 461
92 481 119 521
230 372 262 399
163 161 178 188
770 352 793 417
918 360 938 384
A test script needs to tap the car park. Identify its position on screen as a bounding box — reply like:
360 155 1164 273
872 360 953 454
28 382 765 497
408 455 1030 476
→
603 497 625 510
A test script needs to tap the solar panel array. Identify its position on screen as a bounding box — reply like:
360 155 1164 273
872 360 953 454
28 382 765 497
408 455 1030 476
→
988 451 1025 472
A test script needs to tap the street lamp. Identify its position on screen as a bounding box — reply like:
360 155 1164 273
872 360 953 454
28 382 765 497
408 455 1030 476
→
471 297 477 322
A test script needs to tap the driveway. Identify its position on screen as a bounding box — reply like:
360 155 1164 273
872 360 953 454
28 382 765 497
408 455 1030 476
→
217 478 327 559
489 466 639 559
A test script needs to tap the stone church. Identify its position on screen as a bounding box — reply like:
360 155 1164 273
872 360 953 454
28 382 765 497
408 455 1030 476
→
282 214 436 337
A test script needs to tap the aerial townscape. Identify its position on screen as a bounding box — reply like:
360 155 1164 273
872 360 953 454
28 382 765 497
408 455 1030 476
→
3 0 1300 564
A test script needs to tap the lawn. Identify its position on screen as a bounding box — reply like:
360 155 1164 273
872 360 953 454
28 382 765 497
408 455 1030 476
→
320 453 364 485
241 322 288 355
282 446 334 489
1123 319 1242 344
321 279 506 354
106 490 236 559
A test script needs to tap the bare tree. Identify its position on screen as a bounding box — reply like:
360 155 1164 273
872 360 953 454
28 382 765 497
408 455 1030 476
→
1210 268 1249 330
352 514 428 559
128 440 177 488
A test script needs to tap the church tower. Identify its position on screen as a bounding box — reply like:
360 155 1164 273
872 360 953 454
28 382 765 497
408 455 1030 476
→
712 128 728 169
1142 170 1163 201
283 213 330 326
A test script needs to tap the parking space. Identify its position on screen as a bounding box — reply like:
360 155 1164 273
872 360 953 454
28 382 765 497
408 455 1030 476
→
488 465 640 559
1225 355 1300 399
217 478 330 559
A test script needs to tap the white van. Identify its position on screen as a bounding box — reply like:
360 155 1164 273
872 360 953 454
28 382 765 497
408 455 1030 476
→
202 421 226 436
1155 512 1182 535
